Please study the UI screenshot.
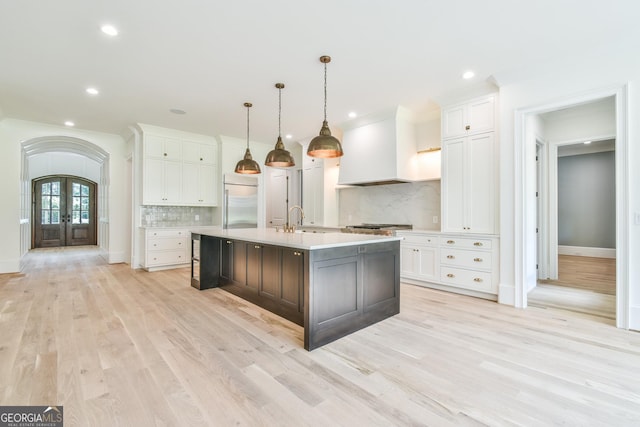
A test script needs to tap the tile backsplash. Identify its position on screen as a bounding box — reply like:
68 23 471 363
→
338 180 441 230
141 206 216 227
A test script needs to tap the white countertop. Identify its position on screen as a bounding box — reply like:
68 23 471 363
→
189 226 401 250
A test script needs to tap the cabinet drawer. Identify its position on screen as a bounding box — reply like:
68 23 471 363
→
148 237 188 251
440 248 492 270
146 250 188 266
147 229 189 238
440 237 492 249
399 234 438 246
440 267 493 293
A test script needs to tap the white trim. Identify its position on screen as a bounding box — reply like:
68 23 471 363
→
558 246 616 258
515 84 630 329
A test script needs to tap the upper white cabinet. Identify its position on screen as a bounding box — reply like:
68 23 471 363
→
140 124 219 206
441 95 497 234
302 157 324 226
441 95 495 139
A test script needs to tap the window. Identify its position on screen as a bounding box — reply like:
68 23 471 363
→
72 182 90 224
41 181 61 224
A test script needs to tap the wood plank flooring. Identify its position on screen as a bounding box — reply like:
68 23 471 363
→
1 247 639 426
529 255 616 320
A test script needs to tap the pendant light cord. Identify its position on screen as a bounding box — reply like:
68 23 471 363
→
323 61 328 121
278 86 282 138
246 104 250 149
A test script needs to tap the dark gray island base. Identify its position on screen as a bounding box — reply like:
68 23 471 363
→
191 229 400 351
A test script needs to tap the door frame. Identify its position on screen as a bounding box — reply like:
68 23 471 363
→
515 85 629 329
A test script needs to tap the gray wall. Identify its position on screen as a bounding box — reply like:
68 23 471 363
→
558 151 615 248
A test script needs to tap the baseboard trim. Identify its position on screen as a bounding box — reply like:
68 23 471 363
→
0 258 21 274
558 245 616 259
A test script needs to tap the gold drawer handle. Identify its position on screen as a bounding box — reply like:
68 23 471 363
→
474 242 483 247
447 273 455 278
254 245 261 249
447 240 455 244
226 240 232 244
474 278 483 282
474 258 482 262
447 255 455 259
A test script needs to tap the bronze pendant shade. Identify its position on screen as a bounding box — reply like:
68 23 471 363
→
235 102 261 174
265 83 295 167
307 55 343 158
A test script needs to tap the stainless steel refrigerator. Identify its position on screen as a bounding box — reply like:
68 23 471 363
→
222 174 258 229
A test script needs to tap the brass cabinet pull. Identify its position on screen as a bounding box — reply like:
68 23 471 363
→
254 245 261 249
447 273 455 278
226 240 232 244
474 257 482 262
474 242 483 246
447 255 454 259
474 278 482 282
447 240 455 244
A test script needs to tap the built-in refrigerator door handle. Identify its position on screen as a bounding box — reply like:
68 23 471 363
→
224 189 230 229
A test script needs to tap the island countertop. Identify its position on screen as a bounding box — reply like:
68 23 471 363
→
189 226 401 250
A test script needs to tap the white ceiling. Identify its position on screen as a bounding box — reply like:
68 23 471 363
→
1 0 639 144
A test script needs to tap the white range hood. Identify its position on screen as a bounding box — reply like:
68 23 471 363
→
337 106 439 186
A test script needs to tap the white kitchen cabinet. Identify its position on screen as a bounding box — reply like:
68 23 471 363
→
441 95 495 139
398 231 499 298
442 132 496 234
439 235 498 294
302 158 324 226
144 157 183 204
398 233 439 282
143 228 190 271
266 168 289 227
141 127 219 206
182 163 217 206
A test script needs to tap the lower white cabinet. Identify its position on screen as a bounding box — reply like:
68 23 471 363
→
397 231 499 298
399 234 439 282
143 228 190 271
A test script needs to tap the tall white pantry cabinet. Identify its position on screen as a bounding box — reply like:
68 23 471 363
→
441 95 497 234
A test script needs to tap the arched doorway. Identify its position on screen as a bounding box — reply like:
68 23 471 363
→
33 175 97 248
21 136 110 255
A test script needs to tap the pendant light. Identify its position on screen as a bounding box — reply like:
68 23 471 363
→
265 83 295 167
234 102 261 174
307 55 344 158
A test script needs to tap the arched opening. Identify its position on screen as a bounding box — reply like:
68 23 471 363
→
20 136 110 257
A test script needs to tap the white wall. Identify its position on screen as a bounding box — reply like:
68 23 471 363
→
0 118 129 272
497 51 640 329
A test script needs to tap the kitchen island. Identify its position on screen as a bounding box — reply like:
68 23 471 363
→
190 227 401 350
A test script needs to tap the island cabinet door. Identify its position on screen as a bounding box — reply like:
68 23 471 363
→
220 239 234 283
259 245 280 299
281 249 304 313
246 243 263 293
221 239 247 286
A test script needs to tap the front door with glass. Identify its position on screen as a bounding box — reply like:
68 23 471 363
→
33 176 97 248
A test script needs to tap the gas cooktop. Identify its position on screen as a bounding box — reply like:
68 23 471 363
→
341 224 413 235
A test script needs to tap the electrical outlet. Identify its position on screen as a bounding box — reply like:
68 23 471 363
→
635 212 640 225
195 214 200 221
433 216 439 224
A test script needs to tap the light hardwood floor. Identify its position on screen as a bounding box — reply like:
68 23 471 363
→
529 255 616 320
1 247 639 426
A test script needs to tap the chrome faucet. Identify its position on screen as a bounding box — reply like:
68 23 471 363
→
284 205 305 232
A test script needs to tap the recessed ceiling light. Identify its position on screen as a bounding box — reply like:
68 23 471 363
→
285 134 292 139
101 25 118 36
169 108 186 115
462 70 475 79
86 87 99 95
64 121 75 127
348 112 357 118
584 140 592 145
